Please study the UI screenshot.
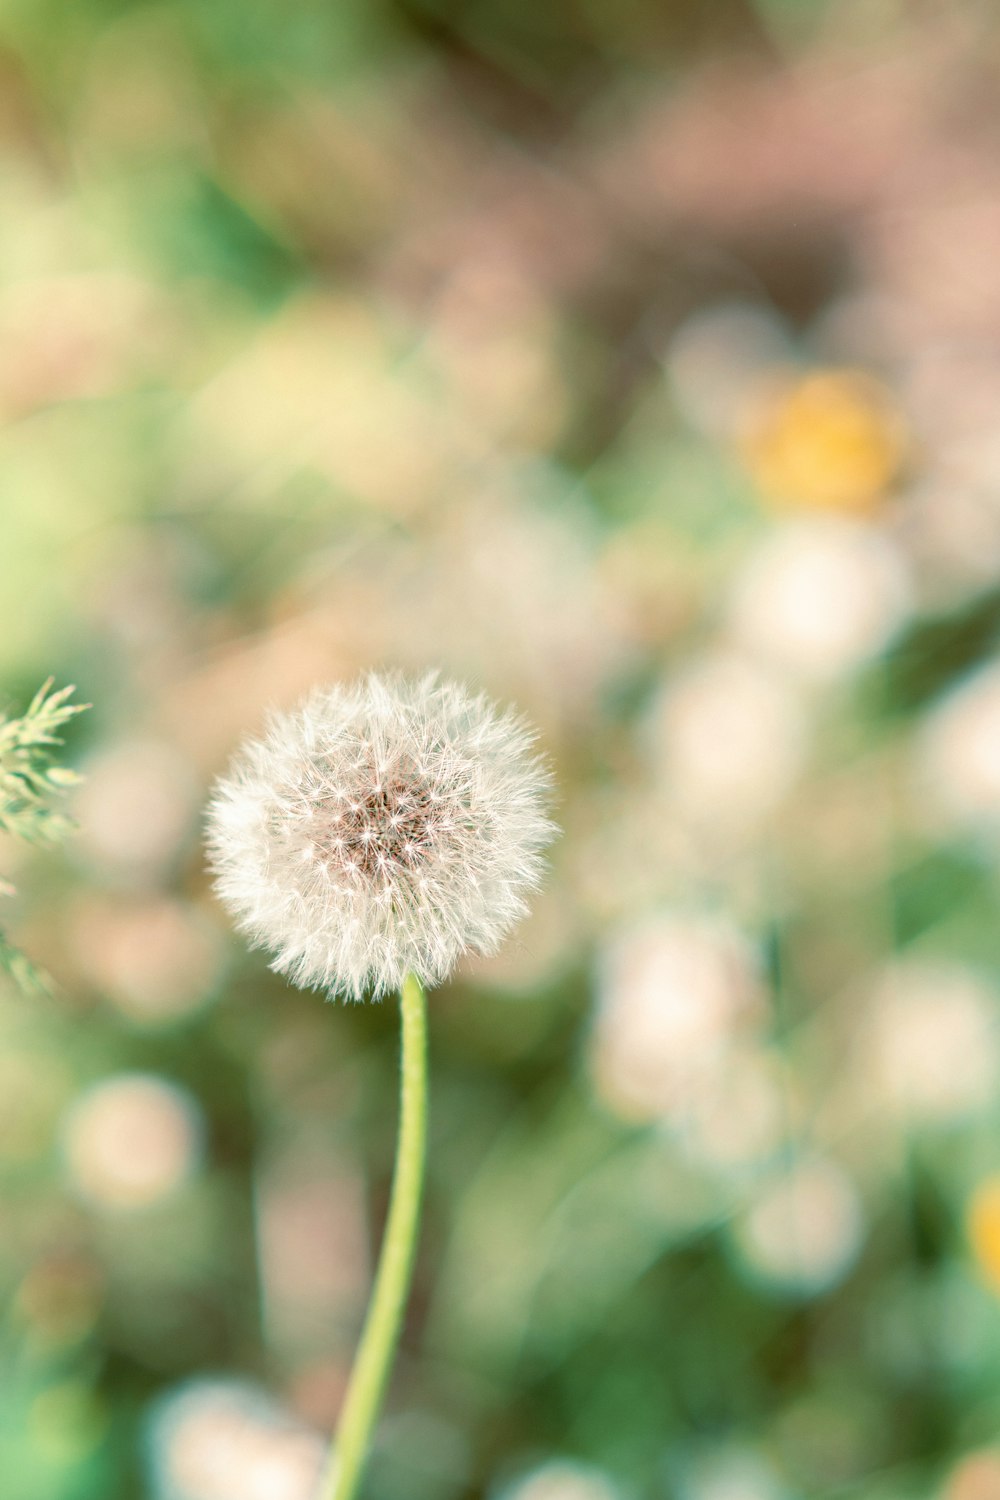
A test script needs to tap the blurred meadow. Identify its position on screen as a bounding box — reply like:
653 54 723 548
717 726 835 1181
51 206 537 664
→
6 0 1000 1497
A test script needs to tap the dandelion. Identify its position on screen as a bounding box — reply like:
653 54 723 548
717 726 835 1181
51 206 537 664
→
205 671 555 1500
207 672 553 1002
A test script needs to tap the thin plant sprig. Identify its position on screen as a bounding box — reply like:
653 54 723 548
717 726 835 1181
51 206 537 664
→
0 679 87 844
206 672 555 1497
321 971 428 1500
0 679 88 994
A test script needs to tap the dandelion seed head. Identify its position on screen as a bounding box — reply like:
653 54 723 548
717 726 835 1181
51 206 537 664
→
206 673 555 1000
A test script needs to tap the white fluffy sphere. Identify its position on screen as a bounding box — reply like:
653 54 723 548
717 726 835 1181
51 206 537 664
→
206 673 555 1000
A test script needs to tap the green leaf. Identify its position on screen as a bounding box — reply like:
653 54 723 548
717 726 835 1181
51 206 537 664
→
0 681 89 843
0 680 89 992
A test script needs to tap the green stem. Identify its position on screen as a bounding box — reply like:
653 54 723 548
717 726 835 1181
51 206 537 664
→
322 972 429 1500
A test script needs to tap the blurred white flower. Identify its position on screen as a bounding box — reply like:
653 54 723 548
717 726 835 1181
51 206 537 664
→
732 1155 864 1296
677 1445 790 1500
648 650 807 833
496 1459 621 1500
62 1074 202 1210
207 673 555 1000
915 662 1000 833
591 915 762 1125
865 961 1000 1124
146 1378 325 1500
728 519 910 680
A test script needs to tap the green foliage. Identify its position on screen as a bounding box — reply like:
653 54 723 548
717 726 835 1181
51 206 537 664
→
0 679 87 993
876 587 1000 718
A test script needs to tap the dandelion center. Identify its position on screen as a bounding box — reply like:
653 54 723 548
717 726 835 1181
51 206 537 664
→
313 759 443 883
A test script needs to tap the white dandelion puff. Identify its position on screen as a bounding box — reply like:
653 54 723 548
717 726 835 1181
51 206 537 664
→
205 673 556 1001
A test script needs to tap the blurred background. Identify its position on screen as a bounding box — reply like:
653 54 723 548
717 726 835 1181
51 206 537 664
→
4 0 1000 1496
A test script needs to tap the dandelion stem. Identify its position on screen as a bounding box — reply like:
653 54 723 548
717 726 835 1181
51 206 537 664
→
323 972 428 1500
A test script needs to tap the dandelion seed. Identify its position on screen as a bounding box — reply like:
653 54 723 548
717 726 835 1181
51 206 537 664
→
205 672 555 1001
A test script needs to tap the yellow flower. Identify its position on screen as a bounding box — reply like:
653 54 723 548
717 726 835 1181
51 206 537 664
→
741 368 905 513
967 1175 1000 1291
